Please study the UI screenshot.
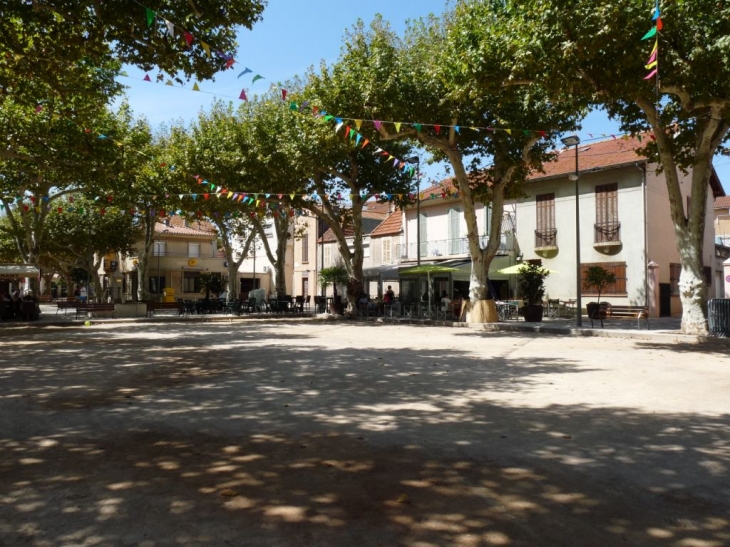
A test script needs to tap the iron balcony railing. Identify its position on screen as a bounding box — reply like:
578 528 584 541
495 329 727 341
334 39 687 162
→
594 222 621 244
146 250 224 259
395 233 515 261
535 228 558 249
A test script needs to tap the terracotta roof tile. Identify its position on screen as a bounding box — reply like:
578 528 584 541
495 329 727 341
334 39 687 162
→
416 137 727 198
529 136 646 180
362 200 391 214
715 196 730 209
370 210 403 237
155 221 216 237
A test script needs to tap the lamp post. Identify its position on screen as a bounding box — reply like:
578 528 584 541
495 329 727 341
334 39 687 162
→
252 235 257 291
156 241 161 300
561 135 582 327
405 156 421 266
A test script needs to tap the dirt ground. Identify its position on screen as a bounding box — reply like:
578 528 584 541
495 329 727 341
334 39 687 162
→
1 319 729 547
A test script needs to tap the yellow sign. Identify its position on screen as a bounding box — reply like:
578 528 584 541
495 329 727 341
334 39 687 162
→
188 258 198 266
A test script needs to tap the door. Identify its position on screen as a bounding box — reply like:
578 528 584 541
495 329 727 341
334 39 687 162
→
659 283 671 317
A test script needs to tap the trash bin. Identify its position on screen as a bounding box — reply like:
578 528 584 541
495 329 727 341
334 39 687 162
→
707 299 730 337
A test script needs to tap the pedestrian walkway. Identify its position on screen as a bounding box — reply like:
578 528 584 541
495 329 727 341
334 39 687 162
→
2 304 726 348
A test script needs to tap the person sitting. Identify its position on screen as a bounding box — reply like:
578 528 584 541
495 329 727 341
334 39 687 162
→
440 290 452 317
357 293 369 315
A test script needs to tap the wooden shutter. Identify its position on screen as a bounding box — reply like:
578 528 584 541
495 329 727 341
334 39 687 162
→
595 183 618 226
536 193 555 232
580 261 627 296
302 233 309 263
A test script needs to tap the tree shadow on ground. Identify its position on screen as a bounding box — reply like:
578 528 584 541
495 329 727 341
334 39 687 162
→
1 322 729 547
633 340 730 355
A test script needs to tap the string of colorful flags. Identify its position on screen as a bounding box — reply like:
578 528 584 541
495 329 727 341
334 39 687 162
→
642 0 661 81
5 0 657 217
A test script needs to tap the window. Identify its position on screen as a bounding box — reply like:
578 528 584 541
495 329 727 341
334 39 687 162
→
484 204 493 237
188 242 201 257
302 277 309 297
580 262 627 296
535 193 557 248
670 263 681 296
183 272 200 293
419 212 428 257
382 239 392 263
448 207 461 254
363 243 370 259
595 183 620 243
323 246 332 267
153 241 166 257
301 233 309 263
149 276 166 294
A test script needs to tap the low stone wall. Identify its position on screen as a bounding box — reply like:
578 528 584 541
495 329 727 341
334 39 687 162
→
114 303 147 318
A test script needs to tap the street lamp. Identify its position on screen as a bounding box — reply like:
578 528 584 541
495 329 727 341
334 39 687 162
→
405 156 421 266
561 135 582 327
252 234 257 291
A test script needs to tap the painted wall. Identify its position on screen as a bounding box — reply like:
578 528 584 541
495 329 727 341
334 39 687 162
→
646 165 717 315
404 197 489 260
520 165 648 306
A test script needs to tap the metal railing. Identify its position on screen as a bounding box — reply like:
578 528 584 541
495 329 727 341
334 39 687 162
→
535 228 558 248
594 222 621 244
396 233 515 261
147 250 220 259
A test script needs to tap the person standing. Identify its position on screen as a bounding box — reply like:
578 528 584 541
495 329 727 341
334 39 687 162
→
79 286 87 303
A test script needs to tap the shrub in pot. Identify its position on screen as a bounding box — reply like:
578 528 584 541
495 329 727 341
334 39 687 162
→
583 266 616 319
517 262 550 322
318 266 349 314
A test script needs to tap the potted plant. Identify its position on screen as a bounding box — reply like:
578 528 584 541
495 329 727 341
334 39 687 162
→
583 265 616 319
318 266 349 315
517 262 550 322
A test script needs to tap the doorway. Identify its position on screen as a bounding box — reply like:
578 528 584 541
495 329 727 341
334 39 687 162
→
659 283 671 316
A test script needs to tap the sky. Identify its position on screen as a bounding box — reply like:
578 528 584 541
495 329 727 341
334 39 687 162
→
119 0 729 194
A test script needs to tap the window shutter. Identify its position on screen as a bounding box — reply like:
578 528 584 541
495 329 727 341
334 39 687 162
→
383 239 391 263
302 233 309 262
419 212 428 257
449 207 460 254
484 204 493 238
595 183 618 225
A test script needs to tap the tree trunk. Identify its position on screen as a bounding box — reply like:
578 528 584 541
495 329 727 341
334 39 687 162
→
637 99 715 335
676 232 708 335
136 211 156 302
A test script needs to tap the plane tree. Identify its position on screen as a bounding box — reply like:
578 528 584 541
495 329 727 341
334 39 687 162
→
513 0 730 335
0 0 266 111
291 65 415 311
42 197 141 301
327 12 581 321
167 101 258 302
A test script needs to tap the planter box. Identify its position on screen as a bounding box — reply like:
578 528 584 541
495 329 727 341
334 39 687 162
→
114 303 147 318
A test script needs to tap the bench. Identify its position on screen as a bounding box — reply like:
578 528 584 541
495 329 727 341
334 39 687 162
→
56 299 79 315
76 303 115 319
145 301 184 317
590 304 649 330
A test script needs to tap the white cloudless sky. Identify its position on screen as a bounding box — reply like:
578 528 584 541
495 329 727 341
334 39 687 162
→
119 0 728 194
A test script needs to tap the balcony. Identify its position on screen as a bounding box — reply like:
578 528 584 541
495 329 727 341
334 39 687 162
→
594 222 622 249
534 228 558 252
397 233 515 261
